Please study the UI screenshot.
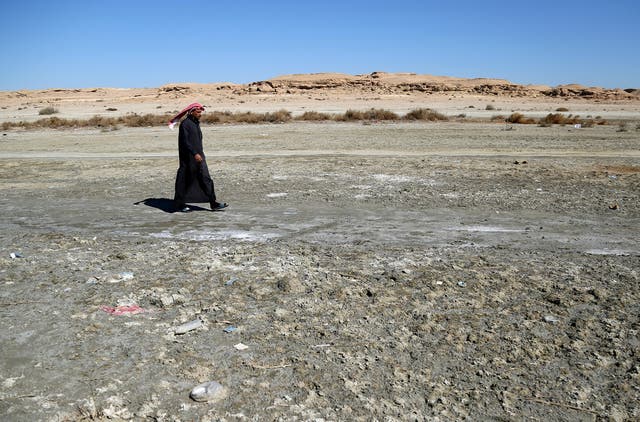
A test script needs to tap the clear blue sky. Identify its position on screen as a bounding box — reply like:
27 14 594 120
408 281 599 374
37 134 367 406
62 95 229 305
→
1 0 638 90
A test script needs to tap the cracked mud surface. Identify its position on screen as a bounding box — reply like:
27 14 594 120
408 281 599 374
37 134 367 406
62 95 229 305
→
1 122 639 420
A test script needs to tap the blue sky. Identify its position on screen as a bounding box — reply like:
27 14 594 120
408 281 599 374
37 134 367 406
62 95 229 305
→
1 0 638 90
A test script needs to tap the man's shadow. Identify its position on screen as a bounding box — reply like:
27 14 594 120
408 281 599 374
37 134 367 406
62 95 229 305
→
134 198 209 213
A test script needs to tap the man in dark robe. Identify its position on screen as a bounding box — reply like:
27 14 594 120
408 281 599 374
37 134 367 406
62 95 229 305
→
172 103 228 212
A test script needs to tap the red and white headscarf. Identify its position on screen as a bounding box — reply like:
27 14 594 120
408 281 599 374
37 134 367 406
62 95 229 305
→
168 102 205 130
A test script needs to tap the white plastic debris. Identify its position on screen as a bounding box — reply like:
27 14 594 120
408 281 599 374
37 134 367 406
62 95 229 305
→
234 343 249 351
119 272 134 281
190 381 225 402
174 319 203 335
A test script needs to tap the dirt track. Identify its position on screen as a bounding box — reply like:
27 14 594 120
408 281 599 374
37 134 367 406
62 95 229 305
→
1 122 639 421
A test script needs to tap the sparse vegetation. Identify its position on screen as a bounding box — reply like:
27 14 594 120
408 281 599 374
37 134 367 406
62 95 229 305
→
485 104 496 111
38 106 58 115
404 108 448 121
0 108 619 130
295 111 333 121
506 113 536 124
539 113 580 126
556 107 569 112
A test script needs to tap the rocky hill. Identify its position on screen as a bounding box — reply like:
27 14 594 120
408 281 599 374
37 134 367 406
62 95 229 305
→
240 72 636 101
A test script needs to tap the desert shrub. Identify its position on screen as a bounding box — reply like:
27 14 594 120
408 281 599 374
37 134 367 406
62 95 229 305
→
39 107 58 115
201 111 234 124
506 113 536 124
233 111 270 124
106 107 118 111
539 113 580 126
296 111 333 121
581 120 594 128
40 117 70 128
404 108 448 121
362 108 399 120
338 110 365 121
617 123 628 132
490 115 506 122
556 107 569 112
264 109 292 123
485 104 496 111
119 113 163 127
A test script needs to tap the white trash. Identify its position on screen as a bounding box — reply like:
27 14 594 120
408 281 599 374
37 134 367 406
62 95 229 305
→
190 381 225 402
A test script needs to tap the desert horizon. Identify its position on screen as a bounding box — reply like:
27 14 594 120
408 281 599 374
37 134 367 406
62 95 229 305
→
1 71 639 129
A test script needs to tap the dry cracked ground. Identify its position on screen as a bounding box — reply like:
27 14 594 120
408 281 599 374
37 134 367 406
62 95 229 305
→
0 122 639 421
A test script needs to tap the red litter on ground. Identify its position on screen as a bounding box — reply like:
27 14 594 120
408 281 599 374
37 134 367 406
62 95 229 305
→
100 305 145 315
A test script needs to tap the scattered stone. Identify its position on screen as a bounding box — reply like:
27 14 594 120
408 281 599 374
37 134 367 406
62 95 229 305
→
544 315 559 323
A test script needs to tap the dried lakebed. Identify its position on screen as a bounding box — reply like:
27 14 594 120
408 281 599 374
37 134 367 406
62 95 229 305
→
1 122 639 420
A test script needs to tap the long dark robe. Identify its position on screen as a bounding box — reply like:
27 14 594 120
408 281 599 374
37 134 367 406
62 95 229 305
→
173 115 217 207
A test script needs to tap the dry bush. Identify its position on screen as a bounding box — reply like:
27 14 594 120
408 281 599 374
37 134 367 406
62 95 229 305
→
337 110 365 121
506 113 536 124
485 104 496 111
121 113 163 127
404 108 448 121
539 113 580 126
201 111 234 124
264 109 292 123
362 108 399 120
38 107 58 115
233 111 270 124
295 111 333 121
556 107 569 112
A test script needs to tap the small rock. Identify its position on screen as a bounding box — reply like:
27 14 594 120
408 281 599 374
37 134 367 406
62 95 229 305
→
544 315 559 323
457 281 466 287
190 381 225 402
234 343 249 351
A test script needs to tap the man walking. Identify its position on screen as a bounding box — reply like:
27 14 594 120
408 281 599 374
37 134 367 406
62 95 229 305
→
170 102 228 212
